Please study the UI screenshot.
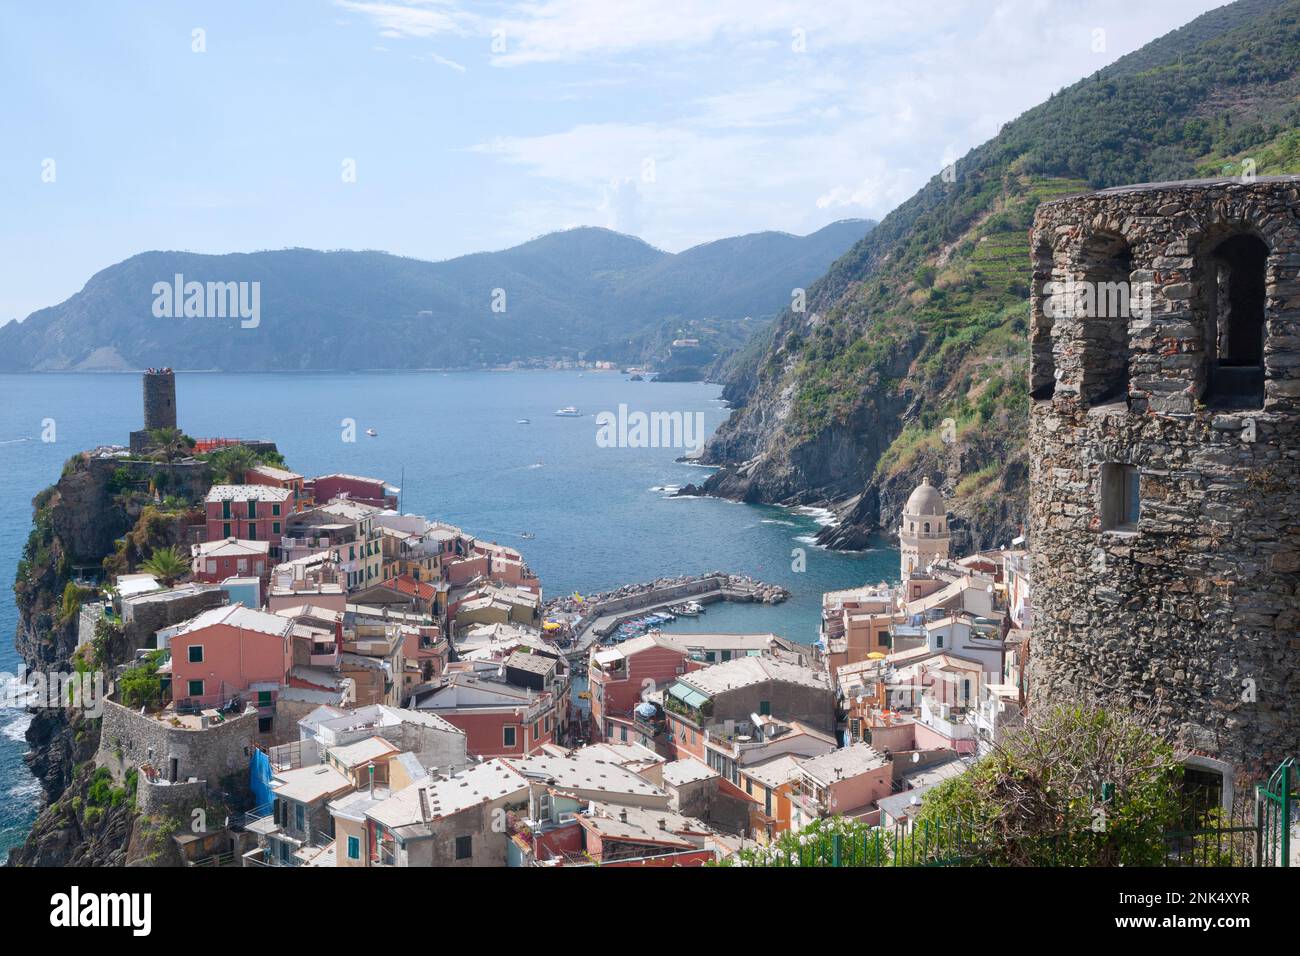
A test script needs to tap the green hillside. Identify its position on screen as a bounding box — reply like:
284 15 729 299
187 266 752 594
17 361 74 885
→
700 0 1300 550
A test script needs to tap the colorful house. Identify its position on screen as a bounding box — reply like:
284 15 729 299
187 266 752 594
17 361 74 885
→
191 538 270 584
168 605 293 713
309 473 399 510
204 485 293 552
245 464 312 512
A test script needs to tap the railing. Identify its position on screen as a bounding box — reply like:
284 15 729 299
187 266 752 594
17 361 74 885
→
190 850 237 867
231 802 274 832
1257 758 1296 868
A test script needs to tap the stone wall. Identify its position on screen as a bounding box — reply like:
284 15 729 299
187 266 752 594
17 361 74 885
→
122 585 226 651
1027 176 1300 779
137 775 207 816
97 698 259 789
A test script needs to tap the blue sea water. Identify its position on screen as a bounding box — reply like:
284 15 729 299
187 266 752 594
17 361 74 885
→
0 370 898 856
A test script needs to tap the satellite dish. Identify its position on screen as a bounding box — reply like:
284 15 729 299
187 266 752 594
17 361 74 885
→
911 752 921 763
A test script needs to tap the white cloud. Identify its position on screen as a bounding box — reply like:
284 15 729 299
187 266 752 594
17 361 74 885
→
330 0 1232 250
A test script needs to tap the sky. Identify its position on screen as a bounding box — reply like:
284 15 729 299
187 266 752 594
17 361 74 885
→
0 0 1227 322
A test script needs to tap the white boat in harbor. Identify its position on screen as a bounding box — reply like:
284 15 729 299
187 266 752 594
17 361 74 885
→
554 406 581 417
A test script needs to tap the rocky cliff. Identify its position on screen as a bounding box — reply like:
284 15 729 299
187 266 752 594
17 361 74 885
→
6 453 215 866
696 0 1300 555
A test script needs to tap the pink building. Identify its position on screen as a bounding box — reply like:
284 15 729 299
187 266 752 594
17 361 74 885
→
309 473 398 510
191 538 270 584
789 744 894 829
204 485 293 552
410 673 557 758
588 634 689 744
244 464 312 512
168 605 293 710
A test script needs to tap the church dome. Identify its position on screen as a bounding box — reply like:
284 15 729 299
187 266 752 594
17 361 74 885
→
904 476 946 517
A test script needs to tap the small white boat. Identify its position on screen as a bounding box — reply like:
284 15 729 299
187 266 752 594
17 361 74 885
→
365 428 378 437
517 418 531 424
554 406 581 417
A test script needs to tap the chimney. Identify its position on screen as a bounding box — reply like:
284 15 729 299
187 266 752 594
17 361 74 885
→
418 788 430 822
619 808 628 823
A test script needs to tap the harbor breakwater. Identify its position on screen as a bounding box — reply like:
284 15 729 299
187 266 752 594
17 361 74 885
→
547 573 790 658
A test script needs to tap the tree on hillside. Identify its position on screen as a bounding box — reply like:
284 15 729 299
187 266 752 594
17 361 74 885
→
139 545 188 586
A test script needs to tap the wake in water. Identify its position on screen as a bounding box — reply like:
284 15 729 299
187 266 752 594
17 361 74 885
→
0 437 32 446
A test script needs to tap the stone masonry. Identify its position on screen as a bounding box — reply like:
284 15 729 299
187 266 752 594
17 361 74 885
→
97 697 259 789
1027 176 1300 780
129 368 178 455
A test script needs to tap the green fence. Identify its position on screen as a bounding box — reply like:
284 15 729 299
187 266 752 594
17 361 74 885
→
1257 758 1296 868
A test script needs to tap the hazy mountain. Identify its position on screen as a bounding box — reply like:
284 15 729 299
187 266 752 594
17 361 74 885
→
0 220 873 373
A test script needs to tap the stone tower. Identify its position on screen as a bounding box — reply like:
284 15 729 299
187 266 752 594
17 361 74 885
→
142 368 177 431
1026 176 1300 781
899 476 950 581
129 368 178 454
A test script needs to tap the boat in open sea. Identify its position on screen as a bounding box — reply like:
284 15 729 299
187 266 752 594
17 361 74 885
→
554 406 581 417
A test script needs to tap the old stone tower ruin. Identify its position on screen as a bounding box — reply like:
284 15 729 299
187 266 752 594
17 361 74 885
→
128 367 178 454
1027 176 1300 783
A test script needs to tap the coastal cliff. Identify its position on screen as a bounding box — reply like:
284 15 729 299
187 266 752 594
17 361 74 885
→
7 453 213 866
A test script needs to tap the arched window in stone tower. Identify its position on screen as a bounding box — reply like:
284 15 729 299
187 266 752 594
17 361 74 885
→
1029 239 1057 400
1205 233 1267 408
1077 232 1134 406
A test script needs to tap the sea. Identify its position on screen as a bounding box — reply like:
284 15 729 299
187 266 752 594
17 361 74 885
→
0 369 898 856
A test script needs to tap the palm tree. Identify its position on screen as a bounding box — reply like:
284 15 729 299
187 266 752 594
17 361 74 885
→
207 444 259 484
140 545 188 586
148 427 193 463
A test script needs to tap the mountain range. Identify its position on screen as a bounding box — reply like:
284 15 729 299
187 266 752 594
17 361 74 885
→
693 0 1300 553
0 220 873 374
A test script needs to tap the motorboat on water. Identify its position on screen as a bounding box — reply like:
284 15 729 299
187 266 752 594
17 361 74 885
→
554 406 582 417
365 427 378 437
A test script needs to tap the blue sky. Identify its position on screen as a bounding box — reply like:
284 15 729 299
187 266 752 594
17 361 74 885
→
0 0 1224 322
